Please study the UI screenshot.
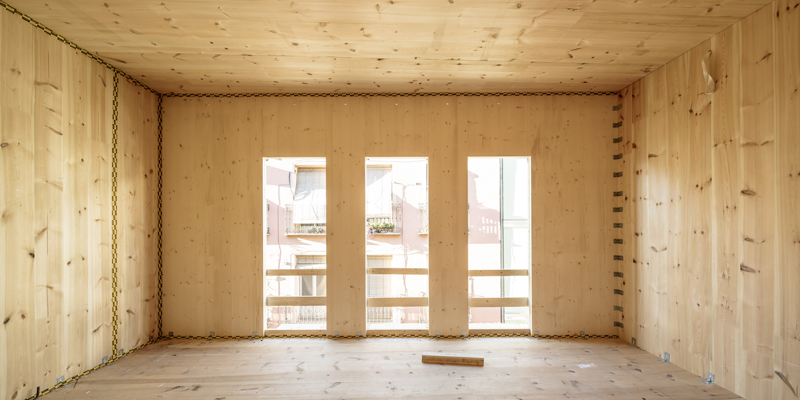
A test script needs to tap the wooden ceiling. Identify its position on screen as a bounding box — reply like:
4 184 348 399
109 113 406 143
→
8 0 773 94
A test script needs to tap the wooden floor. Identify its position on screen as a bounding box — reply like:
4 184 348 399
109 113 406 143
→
44 338 740 399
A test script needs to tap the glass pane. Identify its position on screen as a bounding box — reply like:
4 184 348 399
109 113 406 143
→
469 307 529 329
301 276 314 296
267 306 326 330
316 276 326 296
367 307 428 330
367 274 428 298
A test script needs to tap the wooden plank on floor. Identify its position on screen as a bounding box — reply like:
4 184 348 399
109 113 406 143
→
422 352 484 367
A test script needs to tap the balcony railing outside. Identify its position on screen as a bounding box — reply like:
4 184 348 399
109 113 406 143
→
367 306 429 325
268 306 326 327
285 204 326 235
367 203 402 234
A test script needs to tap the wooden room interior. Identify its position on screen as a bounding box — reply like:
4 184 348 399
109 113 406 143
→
0 0 798 398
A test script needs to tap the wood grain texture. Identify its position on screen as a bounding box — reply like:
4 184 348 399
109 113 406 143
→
3 0 775 94
116 77 159 353
39 338 741 400
162 95 618 338
620 2 800 398
0 11 158 399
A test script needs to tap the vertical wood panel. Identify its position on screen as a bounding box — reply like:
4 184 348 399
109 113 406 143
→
0 12 139 398
32 27 64 389
775 0 800 398
710 23 742 390
117 78 158 351
429 97 465 335
665 52 692 373
622 2 799 398
739 7 776 398
1 11 35 400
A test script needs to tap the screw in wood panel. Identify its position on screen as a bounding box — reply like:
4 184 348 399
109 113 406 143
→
659 352 670 363
702 372 714 384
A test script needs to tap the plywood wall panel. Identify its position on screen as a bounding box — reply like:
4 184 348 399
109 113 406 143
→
163 94 617 337
665 53 691 372
1 8 159 397
622 1 800 398
1 11 36 400
775 0 800 398
116 78 159 351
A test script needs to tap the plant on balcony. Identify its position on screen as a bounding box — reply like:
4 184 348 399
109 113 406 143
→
370 222 395 233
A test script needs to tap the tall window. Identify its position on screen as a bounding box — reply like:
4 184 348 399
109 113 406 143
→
468 157 531 330
365 158 429 331
264 158 327 332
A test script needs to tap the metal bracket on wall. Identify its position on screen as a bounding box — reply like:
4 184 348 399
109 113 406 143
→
613 104 623 111
614 289 624 295
613 272 624 277
613 172 623 177
614 255 623 261
56 376 65 384
614 322 624 328
702 372 715 384
613 239 624 244
613 207 623 212
659 352 670 363
613 191 623 197
614 223 623 228
630 337 637 346
613 137 623 143
613 153 623 160
614 305 623 312
613 121 623 128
